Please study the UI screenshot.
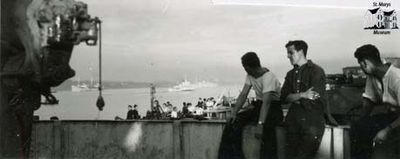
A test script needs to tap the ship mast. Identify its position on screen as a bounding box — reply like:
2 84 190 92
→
150 83 156 111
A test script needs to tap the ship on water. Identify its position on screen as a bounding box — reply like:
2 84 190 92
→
168 79 217 92
168 79 196 92
71 83 90 92
71 65 100 92
71 78 99 92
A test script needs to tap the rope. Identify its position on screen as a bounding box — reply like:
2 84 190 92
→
98 18 102 97
95 17 105 113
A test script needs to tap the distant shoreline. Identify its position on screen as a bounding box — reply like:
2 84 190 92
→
53 80 174 91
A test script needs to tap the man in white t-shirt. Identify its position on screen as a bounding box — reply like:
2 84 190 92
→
350 44 400 159
218 52 283 159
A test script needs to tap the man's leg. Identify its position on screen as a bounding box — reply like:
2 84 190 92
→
285 125 301 159
295 109 325 159
218 106 260 159
261 123 279 159
350 114 397 159
284 107 301 159
285 124 324 159
285 106 325 159
372 126 400 159
218 121 237 159
260 103 283 159
296 126 324 159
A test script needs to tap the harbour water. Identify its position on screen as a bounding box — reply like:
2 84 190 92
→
35 85 247 120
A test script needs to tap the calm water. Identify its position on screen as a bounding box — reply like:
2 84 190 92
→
35 85 247 120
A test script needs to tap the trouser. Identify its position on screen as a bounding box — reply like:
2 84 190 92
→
218 100 283 159
350 113 399 159
284 104 325 159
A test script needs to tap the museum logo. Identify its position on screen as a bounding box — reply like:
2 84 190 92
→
364 2 398 35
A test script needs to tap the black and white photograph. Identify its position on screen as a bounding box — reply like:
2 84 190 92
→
1 0 400 158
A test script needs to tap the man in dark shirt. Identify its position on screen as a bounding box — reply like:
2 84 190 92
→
182 102 189 117
132 104 140 119
281 40 326 159
126 105 134 120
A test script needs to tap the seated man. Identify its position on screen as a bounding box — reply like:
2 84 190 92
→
171 107 178 119
126 105 134 120
133 104 140 119
350 44 400 159
218 52 283 159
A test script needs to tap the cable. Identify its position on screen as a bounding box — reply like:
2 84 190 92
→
95 17 105 112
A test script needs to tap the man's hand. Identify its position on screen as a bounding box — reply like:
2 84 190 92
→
228 113 237 124
300 87 320 100
373 127 391 145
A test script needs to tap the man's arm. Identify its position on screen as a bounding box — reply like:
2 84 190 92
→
285 67 325 103
232 84 251 117
284 87 321 103
374 104 400 142
280 72 292 103
258 92 273 124
373 84 400 142
387 115 400 130
384 84 400 129
285 93 301 103
360 97 375 117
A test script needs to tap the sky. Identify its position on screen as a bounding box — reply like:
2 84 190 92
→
70 0 400 84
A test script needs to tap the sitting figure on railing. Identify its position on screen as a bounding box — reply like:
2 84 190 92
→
350 44 400 159
132 104 140 119
126 105 135 120
188 103 195 114
170 107 178 119
218 52 283 159
182 102 190 118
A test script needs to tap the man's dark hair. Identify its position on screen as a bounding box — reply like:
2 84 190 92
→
241 52 261 68
354 44 382 64
285 40 308 57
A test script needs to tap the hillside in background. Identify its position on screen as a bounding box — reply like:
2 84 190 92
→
53 80 174 91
